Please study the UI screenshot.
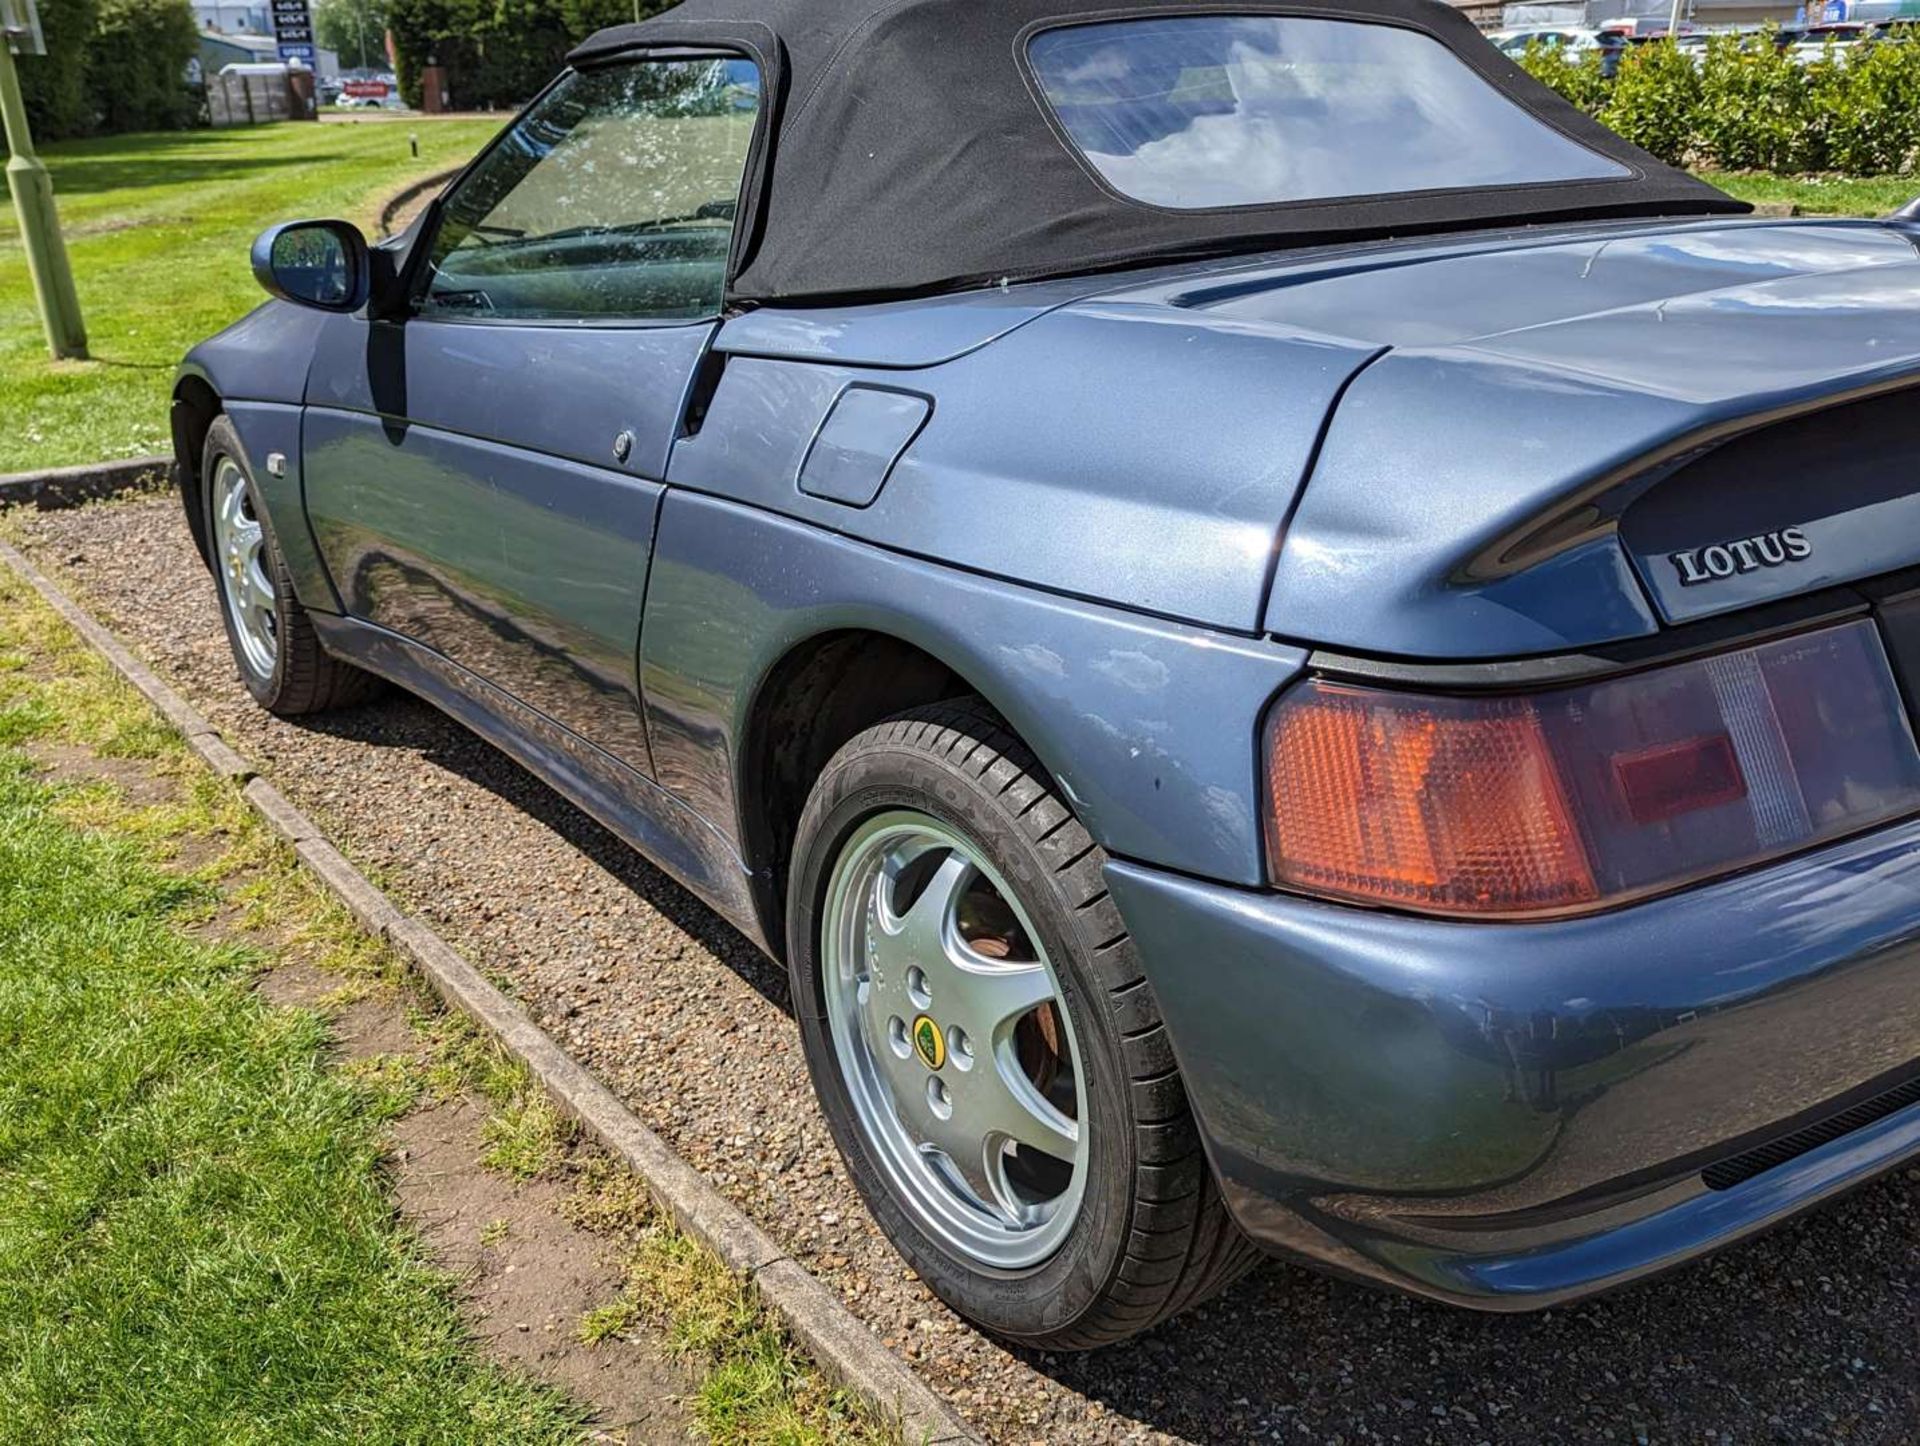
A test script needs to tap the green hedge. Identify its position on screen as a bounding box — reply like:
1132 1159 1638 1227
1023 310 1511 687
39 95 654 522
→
386 0 671 110
12 0 200 142
1523 32 1920 175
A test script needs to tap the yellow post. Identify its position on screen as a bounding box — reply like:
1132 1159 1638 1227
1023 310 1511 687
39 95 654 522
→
0 31 88 361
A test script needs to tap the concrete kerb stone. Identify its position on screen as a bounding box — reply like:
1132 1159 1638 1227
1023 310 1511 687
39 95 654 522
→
0 456 173 512
0 533 981 1446
242 776 321 844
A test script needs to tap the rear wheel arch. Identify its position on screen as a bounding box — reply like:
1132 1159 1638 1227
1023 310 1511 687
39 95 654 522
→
738 629 1083 959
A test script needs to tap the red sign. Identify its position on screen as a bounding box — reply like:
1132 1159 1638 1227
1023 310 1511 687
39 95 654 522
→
342 79 389 98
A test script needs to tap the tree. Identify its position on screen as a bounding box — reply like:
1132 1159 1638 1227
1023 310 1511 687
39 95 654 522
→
314 0 387 73
14 0 102 140
12 0 197 142
90 0 200 133
386 0 665 110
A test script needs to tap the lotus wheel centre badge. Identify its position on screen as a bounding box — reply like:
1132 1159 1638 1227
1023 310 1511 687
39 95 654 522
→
1669 527 1811 587
912 1014 946 1071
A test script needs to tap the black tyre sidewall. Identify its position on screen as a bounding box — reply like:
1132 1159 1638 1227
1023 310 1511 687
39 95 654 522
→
788 742 1136 1344
201 418 292 709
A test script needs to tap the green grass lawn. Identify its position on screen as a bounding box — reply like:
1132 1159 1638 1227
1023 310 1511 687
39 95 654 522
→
0 549 892 1446
1701 170 1920 217
0 783 588 1443
0 119 501 474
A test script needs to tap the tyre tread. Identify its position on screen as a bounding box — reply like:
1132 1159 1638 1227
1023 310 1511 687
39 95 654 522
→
801 697 1259 1351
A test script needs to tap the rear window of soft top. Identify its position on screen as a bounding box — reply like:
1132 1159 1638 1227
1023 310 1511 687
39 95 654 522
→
1026 15 1629 211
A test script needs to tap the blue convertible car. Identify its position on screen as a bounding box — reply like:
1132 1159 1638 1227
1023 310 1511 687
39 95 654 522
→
175 0 1920 1349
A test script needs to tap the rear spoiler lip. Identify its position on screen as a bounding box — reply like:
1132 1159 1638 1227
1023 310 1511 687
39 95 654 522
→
1466 356 1920 587
1295 583 1872 694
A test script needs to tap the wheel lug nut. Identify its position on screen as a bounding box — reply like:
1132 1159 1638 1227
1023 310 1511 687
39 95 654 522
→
906 966 931 1008
926 1075 952 1120
948 1026 973 1070
887 1015 911 1059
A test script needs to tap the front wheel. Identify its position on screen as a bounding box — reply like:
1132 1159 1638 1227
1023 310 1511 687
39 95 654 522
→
202 416 381 717
787 700 1258 1349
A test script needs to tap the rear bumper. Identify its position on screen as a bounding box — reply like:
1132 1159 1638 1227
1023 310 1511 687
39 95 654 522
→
1107 815 1920 1309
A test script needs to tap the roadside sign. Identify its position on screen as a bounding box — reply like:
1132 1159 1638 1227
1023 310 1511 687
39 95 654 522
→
272 0 314 49
1 0 46 56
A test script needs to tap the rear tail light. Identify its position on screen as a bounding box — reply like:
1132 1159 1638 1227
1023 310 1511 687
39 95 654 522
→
1263 619 1920 918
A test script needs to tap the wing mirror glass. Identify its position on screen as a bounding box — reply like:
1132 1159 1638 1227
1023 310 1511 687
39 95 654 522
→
251 219 370 312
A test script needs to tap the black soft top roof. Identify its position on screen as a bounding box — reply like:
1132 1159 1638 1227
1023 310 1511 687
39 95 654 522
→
570 0 1747 305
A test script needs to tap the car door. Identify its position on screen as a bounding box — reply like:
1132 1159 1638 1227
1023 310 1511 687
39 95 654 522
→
301 54 763 776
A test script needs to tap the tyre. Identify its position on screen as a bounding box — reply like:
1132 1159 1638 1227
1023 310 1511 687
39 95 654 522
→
787 699 1259 1349
202 416 382 716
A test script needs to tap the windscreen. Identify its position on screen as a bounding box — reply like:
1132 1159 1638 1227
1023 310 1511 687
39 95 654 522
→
1027 16 1629 210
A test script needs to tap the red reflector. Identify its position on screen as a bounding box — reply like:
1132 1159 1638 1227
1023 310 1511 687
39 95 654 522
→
1612 734 1746 825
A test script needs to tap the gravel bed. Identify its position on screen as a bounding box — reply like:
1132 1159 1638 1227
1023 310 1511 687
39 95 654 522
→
16 492 1920 1445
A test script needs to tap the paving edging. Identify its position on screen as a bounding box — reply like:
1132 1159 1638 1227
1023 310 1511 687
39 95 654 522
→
377 164 464 237
0 534 977 1446
0 456 173 512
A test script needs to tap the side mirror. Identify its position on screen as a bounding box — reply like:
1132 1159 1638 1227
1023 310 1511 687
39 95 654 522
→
251 219 371 312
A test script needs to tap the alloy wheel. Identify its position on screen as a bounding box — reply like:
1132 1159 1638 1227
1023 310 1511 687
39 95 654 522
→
820 810 1087 1270
211 456 278 680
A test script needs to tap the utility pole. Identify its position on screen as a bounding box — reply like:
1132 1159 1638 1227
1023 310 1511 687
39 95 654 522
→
0 1 87 361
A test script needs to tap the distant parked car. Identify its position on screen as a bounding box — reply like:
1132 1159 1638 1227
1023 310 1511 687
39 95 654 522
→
177 0 1920 1351
336 76 396 108
1488 23 1605 56
1785 21 1869 62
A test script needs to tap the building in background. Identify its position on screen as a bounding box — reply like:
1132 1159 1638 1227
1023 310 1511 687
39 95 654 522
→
191 1 271 36
192 5 338 80
1451 0 1507 25
1486 0 1920 27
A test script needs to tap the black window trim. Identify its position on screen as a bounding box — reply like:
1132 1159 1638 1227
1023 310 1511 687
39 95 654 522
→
404 45 769 331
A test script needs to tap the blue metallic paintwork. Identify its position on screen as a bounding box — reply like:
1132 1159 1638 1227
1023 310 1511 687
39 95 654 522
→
1254 222 1920 656
302 411 663 773
796 387 932 508
220 400 343 613
712 215 1839 367
306 316 715 482
675 312 1380 631
180 305 341 611
639 491 1304 887
1106 809 1920 1306
181 300 332 405
171 210 1920 1310
297 311 722 775
714 271 1125 367
1168 220 1919 348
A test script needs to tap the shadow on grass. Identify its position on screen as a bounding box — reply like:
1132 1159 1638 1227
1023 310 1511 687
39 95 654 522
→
35 125 407 197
